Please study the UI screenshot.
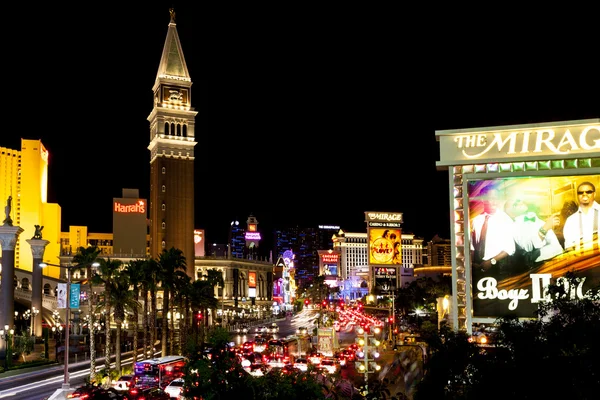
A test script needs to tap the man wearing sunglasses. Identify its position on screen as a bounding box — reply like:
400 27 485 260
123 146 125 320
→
562 181 600 251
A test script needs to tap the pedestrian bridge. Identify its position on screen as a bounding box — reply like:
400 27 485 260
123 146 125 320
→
13 268 77 324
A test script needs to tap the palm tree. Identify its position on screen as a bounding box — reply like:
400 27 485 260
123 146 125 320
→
102 271 139 374
156 247 187 356
201 269 224 326
169 274 192 355
189 279 218 345
142 258 160 359
124 259 146 363
92 257 122 374
71 245 101 382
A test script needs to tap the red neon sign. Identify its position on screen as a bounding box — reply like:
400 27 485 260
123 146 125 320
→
114 200 146 213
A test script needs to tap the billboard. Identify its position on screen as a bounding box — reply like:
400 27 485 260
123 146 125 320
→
319 251 339 276
248 271 257 288
468 174 600 318
368 228 402 265
374 267 397 292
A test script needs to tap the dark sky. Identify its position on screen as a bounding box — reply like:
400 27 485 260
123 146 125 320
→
4 4 598 249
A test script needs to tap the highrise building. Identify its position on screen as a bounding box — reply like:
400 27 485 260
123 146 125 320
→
0 140 61 278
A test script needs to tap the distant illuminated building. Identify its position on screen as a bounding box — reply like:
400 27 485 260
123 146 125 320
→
0 139 61 278
281 249 296 306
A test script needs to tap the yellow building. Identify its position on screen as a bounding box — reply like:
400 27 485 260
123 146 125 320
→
0 139 62 279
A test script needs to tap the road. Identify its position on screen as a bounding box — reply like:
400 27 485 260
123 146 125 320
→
0 310 413 399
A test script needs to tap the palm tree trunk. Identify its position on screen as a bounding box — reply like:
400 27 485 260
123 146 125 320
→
150 288 157 358
105 306 112 373
133 291 139 363
161 289 169 356
142 288 149 359
169 305 175 355
88 290 97 382
115 323 122 374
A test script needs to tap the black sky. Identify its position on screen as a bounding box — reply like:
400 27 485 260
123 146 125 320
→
4 4 598 249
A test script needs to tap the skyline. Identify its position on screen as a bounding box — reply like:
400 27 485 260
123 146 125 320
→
2 4 598 251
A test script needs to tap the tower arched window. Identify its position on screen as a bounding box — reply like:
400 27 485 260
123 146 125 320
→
161 203 166 211
162 185 166 192
177 124 182 137
164 122 169 136
183 124 188 137
162 167 166 174
161 240 166 249
171 122 176 136
162 221 166 229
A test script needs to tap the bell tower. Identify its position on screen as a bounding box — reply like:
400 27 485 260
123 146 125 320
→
148 8 197 276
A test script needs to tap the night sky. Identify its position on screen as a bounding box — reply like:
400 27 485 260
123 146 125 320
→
3 4 597 250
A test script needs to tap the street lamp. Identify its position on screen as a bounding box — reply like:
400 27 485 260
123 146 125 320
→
31 306 40 336
0 325 14 370
40 261 99 390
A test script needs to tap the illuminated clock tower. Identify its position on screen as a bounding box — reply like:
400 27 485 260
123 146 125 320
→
148 9 197 277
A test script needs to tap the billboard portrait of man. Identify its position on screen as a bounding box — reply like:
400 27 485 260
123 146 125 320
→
468 174 600 319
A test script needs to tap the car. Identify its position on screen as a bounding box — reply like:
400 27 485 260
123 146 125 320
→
112 375 136 392
320 358 340 374
293 357 309 372
68 384 125 400
235 325 249 334
125 386 170 400
163 378 185 398
254 325 268 334
244 362 267 377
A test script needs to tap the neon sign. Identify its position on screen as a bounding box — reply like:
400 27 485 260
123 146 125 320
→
321 254 339 263
245 232 261 240
114 200 146 213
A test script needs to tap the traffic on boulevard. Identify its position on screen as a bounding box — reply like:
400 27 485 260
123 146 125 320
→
0 305 423 400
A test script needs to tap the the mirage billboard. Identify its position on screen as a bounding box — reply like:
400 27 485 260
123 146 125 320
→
468 174 600 318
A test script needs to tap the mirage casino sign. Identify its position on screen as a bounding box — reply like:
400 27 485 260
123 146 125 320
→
114 200 146 213
437 120 600 166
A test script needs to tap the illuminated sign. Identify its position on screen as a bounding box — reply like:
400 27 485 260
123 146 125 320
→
248 224 257 232
114 200 146 213
468 174 600 318
365 212 403 223
368 228 402 265
248 271 257 288
245 232 261 240
437 120 600 166
194 229 203 244
374 267 397 277
318 225 340 230
321 253 339 263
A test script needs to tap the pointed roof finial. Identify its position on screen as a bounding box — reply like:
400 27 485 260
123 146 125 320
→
169 8 176 23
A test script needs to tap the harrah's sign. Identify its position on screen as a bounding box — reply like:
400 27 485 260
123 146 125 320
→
114 200 146 214
437 121 600 166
